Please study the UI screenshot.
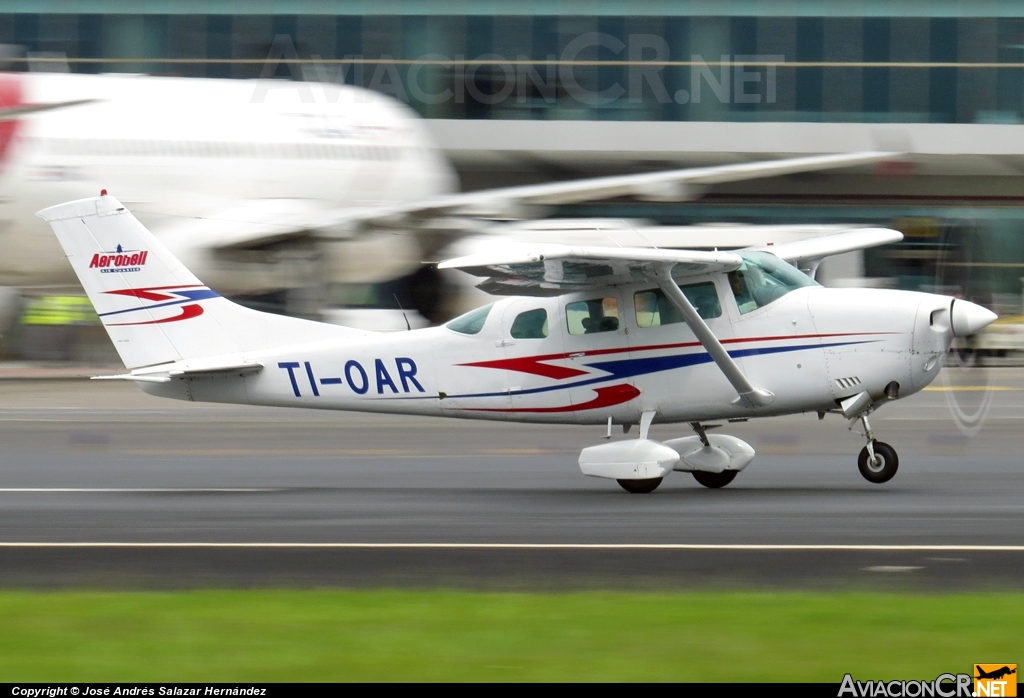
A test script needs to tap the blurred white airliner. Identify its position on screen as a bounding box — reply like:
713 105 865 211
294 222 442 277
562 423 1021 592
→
1 70 895 299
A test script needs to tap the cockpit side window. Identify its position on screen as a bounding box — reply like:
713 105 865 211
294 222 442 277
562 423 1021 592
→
566 297 619 335
510 308 549 339
446 303 493 335
729 251 818 315
634 283 721 328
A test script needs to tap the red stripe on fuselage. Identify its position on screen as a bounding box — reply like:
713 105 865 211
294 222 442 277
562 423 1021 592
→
459 356 589 380
459 383 640 413
105 303 203 326
458 332 896 379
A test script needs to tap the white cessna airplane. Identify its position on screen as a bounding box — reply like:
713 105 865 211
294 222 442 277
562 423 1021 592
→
3 70 897 300
39 193 997 493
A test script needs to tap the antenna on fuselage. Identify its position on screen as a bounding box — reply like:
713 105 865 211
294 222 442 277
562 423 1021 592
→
393 294 412 332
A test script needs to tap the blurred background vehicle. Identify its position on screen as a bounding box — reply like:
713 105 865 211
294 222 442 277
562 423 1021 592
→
1 2 1024 361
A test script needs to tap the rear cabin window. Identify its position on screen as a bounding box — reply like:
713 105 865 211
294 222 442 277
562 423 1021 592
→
566 297 619 335
446 303 493 335
510 308 549 339
634 283 721 328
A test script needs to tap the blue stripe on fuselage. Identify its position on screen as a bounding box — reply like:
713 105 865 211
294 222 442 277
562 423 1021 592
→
434 339 875 401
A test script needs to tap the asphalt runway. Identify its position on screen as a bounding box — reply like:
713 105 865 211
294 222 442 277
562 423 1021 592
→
0 364 1022 589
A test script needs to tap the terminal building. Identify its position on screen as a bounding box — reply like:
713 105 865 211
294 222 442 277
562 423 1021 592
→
3 1 1024 318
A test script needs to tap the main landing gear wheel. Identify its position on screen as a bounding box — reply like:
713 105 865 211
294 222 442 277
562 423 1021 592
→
617 477 663 494
692 470 738 489
858 441 899 484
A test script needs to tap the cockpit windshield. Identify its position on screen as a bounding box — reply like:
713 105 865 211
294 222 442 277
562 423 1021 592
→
728 251 818 315
445 303 494 335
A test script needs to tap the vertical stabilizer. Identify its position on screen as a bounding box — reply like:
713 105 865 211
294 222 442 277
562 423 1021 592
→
38 194 360 369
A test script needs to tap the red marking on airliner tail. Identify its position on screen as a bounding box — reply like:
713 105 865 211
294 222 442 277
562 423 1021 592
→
461 383 640 414
0 74 25 170
105 303 203 326
460 356 589 380
104 285 206 302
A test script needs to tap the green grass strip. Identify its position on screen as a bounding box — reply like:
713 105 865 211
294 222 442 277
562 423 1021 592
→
0 590 1021 682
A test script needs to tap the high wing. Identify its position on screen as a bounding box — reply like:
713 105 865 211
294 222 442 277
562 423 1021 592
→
437 243 743 296
753 227 904 277
439 243 772 407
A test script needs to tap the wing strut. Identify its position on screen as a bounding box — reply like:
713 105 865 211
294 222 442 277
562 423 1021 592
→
650 266 775 408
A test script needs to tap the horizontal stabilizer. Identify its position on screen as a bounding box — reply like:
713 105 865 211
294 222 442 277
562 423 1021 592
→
92 361 265 383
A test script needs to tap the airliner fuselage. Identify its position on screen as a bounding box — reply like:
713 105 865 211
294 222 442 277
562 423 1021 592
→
0 72 455 290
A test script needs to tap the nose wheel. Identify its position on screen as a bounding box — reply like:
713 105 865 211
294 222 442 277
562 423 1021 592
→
858 441 898 483
853 413 899 483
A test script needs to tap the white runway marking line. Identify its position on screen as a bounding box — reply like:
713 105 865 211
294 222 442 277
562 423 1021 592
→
0 488 284 493
0 543 1022 551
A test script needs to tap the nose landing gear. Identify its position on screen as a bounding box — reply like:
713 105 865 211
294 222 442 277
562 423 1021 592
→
853 412 899 483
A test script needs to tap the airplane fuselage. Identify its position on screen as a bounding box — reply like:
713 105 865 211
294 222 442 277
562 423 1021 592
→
43 195 995 491
138 282 952 426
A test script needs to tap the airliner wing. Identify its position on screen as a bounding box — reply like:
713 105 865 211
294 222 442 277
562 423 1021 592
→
139 152 900 256
438 243 741 296
141 198 343 250
343 150 899 227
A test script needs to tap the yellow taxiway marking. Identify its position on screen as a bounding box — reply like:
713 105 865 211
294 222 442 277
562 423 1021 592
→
0 543 1022 551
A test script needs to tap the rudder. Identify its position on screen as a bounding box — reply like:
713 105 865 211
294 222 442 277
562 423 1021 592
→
38 194 360 369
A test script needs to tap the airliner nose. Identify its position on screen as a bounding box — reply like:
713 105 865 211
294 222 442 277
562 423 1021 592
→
951 299 997 337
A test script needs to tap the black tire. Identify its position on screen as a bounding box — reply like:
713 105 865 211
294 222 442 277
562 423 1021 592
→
692 470 738 489
857 441 899 484
617 477 663 494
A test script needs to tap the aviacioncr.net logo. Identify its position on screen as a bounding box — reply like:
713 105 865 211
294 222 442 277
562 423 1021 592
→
839 673 973 697
974 664 1017 697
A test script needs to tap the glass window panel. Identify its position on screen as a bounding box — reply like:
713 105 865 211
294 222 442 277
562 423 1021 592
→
566 297 619 335
729 251 818 314
446 303 493 335
510 308 548 339
634 282 720 328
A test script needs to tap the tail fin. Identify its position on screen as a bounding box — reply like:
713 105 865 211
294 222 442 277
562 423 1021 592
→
38 194 361 369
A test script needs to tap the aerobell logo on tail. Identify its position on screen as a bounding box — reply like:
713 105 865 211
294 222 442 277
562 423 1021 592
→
89 244 149 273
